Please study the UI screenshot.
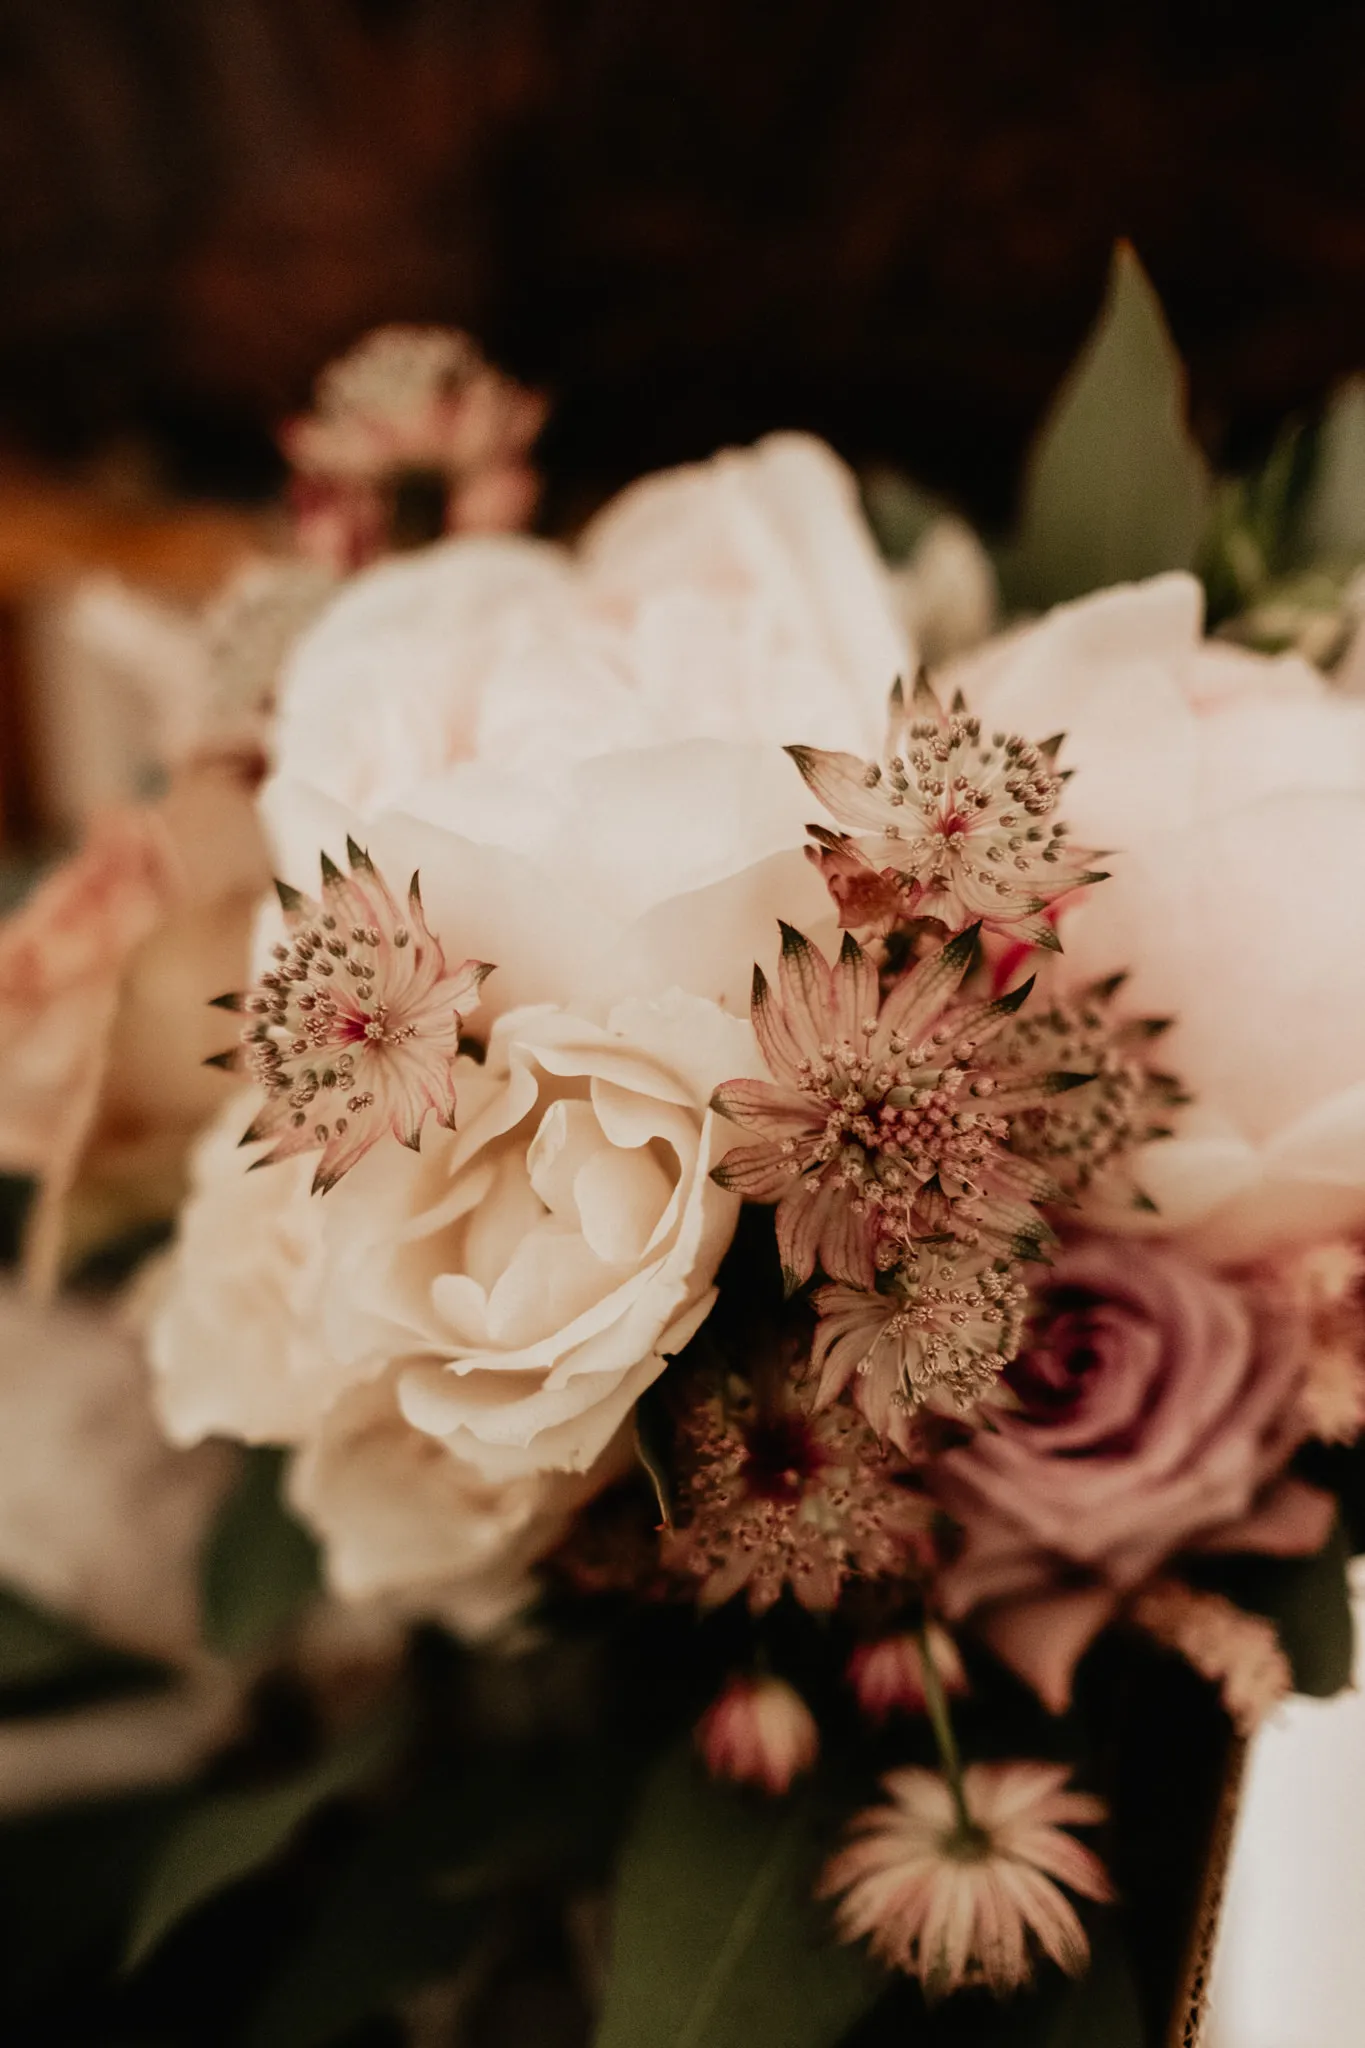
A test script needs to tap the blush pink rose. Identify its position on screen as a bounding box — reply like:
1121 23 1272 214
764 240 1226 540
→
931 1237 1334 1711
0 757 269 1288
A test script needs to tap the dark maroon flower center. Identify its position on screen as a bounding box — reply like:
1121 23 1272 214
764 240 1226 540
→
740 1415 828 1505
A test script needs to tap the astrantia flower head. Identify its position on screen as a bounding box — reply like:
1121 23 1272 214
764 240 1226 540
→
696 1674 819 1795
212 841 492 1192
993 973 1186 1204
811 1245 1027 1441
790 672 1106 947
1130 1579 1291 1735
664 1372 934 1614
711 924 1089 1288
282 325 545 570
822 1761 1112 1998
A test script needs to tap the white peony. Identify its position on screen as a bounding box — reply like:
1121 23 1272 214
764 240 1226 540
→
946 573 1365 1262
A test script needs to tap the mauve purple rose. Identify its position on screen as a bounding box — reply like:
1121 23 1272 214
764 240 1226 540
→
931 1238 1334 1711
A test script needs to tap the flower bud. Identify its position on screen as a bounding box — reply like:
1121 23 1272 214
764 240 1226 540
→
696 1675 818 1795
847 1626 968 1724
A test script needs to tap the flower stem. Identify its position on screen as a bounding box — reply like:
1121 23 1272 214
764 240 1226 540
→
917 1622 974 1838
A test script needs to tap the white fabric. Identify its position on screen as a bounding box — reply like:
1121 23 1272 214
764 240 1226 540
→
1207 1560 1365 2045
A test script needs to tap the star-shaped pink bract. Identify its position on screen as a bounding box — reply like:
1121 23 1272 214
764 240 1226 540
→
213 839 492 1192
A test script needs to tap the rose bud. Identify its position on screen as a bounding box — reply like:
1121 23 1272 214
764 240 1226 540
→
696 1675 818 1795
847 1626 969 1724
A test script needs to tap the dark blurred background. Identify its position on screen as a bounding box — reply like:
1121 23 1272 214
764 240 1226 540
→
4 0 1365 523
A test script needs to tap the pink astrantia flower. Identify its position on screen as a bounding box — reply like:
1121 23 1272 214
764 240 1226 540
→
282 325 546 572
1269 1241 1365 1444
789 673 1105 947
1130 1579 1291 1736
711 925 1085 1289
665 1378 933 1613
848 1626 968 1723
214 841 492 1192
822 1761 1112 1997
696 1674 818 1795
811 1247 1028 1439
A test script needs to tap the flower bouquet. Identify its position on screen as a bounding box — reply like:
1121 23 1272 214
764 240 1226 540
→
0 251 1362 2046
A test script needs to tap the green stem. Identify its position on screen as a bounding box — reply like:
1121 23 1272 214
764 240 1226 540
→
917 1622 973 1838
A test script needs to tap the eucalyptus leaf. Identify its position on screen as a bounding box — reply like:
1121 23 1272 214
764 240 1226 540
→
201 1445 321 1659
1005 243 1210 609
594 1744 885 2048
1298 376 1365 567
124 1708 400 1970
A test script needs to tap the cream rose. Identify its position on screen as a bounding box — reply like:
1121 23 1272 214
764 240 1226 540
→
321 993 755 1480
150 985 751 1620
946 574 1365 1262
149 1094 624 1635
286 1369 610 1635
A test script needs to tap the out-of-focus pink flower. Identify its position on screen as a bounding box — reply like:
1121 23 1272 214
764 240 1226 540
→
1269 1240 1365 1443
695 1674 818 1795
847 1627 968 1723
215 840 491 1192
281 326 545 573
822 1761 1112 1996
0 758 269 1287
664 1378 933 1613
1130 1580 1291 1735
711 923 1080 1289
789 673 1105 948
931 1237 1335 1711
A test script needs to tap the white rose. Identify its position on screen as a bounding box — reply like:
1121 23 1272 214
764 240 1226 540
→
946 574 1365 1261
286 1369 609 1637
322 992 756 1480
149 1095 600 1633
148 1098 336 1447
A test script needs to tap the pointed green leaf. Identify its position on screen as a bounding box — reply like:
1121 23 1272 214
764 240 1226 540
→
1299 377 1365 567
200 1447 321 1659
125 1709 401 1971
1005 243 1210 608
593 1743 885 2048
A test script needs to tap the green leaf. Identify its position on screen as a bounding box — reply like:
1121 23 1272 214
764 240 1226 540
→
1005 243 1210 609
0 1584 97 1689
1298 377 1365 567
594 1743 885 2048
124 1708 400 1970
861 469 947 565
201 1446 322 1658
